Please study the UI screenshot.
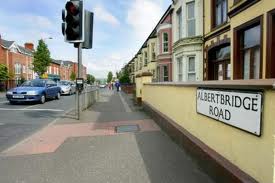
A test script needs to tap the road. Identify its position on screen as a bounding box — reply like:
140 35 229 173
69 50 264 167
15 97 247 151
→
0 94 75 152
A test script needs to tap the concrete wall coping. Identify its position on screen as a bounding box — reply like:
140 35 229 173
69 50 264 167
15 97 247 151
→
144 79 275 90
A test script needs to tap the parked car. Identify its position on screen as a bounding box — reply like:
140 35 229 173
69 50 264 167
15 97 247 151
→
6 79 61 104
58 80 76 95
99 84 106 88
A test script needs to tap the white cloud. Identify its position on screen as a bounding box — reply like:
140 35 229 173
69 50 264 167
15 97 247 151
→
94 5 120 27
24 15 54 29
84 52 131 78
127 0 164 40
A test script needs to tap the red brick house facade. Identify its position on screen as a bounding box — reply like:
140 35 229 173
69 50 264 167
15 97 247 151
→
0 38 34 83
156 6 173 82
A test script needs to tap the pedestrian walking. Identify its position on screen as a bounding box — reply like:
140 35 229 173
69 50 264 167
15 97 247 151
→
115 81 120 92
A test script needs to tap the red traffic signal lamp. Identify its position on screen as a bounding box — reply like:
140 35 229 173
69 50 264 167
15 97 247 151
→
62 0 84 43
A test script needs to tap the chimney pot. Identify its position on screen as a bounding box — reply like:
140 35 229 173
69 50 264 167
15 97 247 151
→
24 43 34 50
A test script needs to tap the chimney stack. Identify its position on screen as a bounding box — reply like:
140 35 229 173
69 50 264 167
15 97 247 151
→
24 42 34 50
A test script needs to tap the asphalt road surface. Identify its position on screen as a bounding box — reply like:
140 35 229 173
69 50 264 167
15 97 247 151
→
0 94 75 152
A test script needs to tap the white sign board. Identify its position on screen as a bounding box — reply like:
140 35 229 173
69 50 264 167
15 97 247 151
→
196 89 263 136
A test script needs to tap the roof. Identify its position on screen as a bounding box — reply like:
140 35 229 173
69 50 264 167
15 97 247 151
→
1 39 14 49
0 38 33 56
18 45 33 55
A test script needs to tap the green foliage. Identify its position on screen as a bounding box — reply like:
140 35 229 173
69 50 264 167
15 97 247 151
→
107 71 113 83
87 74 95 84
33 39 51 76
119 70 130 84
70 71 76 81
0 64 9 80
8 70 15 79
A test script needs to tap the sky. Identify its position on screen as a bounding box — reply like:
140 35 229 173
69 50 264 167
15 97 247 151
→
0 0 171 78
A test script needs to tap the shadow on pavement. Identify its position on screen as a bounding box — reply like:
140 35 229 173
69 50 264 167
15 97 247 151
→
134 131 215 183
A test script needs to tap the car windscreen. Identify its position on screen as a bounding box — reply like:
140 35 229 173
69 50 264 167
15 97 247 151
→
59 81 70 86
21 80 46 87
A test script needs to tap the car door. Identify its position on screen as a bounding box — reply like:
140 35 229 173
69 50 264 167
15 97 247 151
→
46 80 54 98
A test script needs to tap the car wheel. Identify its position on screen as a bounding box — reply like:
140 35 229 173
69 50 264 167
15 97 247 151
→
69 90 72 95
40 94 46 104
56 92 61 100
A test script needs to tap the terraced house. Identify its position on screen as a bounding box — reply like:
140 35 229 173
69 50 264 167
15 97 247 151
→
204 0 275 81
172 0 204 82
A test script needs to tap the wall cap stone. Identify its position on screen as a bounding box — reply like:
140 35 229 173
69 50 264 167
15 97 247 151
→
144 79 275 90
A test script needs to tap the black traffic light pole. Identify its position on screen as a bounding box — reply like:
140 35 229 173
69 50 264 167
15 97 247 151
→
77 43 82 120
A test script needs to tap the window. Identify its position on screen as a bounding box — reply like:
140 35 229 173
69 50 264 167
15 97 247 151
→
151 43 156 60
234 17 262 80
22 65 26 73
176 7 182 40
139 57 142 70
163 65 169 81
208 45 230 80
157 67 160 82
162 32 169 53
187 57 196 81
212 0 227 28
266 9 275 78
144 51 148 66
15 63 21 74
177 57 183 81
187 2 196 37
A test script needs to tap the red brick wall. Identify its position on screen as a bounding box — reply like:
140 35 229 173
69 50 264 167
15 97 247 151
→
162 13 172 24
10 52 33 80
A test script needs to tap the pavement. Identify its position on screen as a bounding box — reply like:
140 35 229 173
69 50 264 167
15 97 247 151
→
0 89 215 183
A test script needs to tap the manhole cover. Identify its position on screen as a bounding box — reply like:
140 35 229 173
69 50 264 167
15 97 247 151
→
115 125 140 133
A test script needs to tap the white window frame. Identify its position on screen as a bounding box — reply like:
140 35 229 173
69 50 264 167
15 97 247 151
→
177 57 183 82
187 1 196 37
162 32 169 53
187 56 196 81
15 63 21 74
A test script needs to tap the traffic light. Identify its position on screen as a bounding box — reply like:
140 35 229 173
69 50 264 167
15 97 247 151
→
82 10 93 49
62 0 84 43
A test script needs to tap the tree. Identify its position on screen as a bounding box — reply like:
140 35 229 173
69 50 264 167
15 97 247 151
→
0 64 9 80
70 71 76 81
33 39 51 76
119 70 130 84
8 70 15 79
107 71 113 83
87 74 95 84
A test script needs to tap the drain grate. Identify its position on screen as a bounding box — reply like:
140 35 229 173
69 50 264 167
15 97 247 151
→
115 124 140 133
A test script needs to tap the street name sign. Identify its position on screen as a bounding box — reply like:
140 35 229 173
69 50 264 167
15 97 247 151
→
196 88 263 136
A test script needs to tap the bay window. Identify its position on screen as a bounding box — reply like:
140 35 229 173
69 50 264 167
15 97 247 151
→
163 32 169 53
187 1 196 37
187 57 196 81
177 57 183 82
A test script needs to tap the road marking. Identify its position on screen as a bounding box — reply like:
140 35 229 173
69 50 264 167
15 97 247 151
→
0 123 4 126
0 101 7 104
118 92 132 112
1 107 75 154
0 108 64 112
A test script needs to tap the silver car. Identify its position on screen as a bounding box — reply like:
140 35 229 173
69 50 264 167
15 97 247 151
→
58 80 76 95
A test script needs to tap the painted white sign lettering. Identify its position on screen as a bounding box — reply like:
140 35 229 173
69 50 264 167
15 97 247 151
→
196 89 262 136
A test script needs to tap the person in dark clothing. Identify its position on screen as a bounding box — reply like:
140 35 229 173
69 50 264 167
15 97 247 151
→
115 81 120 92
